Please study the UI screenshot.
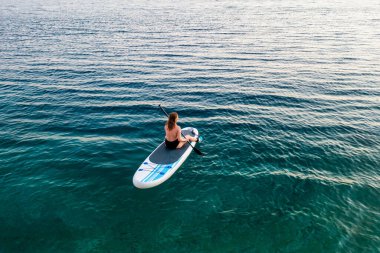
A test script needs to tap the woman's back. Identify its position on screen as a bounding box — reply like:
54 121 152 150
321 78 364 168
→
165 124 179 142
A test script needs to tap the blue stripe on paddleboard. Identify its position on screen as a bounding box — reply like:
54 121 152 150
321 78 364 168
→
142 164 161 183
151 156 183 182
146 164 167 182
151 164 174 181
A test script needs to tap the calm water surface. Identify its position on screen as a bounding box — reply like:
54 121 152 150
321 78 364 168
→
0 0 380 252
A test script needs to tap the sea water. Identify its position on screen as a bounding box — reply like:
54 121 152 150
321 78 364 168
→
0 0 379 252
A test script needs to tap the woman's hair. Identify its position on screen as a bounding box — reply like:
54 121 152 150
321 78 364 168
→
166 112 178 130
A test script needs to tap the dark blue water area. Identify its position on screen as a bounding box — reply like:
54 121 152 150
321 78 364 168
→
1 0 380 252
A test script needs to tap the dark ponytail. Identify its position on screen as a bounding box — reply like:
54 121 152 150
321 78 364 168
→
167 112 178 130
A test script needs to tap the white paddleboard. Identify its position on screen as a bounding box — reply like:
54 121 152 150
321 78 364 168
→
133 127 199 189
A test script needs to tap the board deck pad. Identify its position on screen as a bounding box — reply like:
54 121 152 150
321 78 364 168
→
149 129 193 164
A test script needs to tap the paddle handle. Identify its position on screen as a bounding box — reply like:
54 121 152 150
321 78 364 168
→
159 104 169 117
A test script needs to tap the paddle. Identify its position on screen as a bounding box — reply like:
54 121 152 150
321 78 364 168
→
159 104 204 156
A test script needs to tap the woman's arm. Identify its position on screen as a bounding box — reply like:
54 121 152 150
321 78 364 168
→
177 126 187 142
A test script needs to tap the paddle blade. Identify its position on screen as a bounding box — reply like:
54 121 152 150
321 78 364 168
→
193 146 204 156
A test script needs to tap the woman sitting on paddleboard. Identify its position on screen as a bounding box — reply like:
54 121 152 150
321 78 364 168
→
165 112 199 149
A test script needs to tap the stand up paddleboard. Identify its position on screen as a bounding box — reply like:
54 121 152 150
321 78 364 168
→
133 127 199 189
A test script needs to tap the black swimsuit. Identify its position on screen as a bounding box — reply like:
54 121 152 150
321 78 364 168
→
165 138 179 150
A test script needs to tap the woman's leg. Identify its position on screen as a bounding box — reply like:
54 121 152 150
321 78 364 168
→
185 135 198 142
176 135 197 149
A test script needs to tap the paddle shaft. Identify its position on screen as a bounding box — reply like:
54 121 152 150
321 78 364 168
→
159 105 203 156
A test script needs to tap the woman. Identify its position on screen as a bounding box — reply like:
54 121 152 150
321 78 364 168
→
164 112 199 149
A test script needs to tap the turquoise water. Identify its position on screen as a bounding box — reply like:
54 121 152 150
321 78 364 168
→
1 0 380 252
